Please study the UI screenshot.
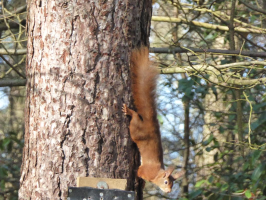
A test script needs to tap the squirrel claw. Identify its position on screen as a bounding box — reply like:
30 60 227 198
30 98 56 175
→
122 104 128 115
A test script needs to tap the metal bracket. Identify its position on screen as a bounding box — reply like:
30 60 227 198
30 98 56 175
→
67 187 135 200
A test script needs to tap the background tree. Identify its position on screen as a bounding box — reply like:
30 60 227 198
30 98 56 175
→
0 0 26 199
149 0 266 199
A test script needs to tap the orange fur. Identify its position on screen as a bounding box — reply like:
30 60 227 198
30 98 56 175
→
122 46 184 193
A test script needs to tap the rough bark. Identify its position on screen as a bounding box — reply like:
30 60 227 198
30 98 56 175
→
19 0 152 199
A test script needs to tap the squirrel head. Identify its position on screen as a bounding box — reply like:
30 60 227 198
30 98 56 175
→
152 166 185 193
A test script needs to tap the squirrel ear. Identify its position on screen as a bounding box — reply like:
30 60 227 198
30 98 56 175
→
163 166 175 178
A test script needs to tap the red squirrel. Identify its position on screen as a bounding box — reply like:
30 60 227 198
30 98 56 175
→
122 46 184 193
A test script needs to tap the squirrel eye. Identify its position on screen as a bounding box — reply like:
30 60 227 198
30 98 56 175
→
164 180 168 185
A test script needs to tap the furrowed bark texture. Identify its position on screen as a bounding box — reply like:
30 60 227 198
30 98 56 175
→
19 0 152 199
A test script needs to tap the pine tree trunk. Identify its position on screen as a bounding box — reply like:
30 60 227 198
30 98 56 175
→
19 0 152 199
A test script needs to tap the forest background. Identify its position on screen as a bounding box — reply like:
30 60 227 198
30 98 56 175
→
1 0 266 199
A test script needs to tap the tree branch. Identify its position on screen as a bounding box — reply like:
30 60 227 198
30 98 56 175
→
152 16 266 34
0 19 26 31
238 0 266 15
160 65 266 86
159 61 266 73
0 55 26 79
0 48 27 55
150 47 266 58
0 5 27 20
0 79 26 87
178 6 264 32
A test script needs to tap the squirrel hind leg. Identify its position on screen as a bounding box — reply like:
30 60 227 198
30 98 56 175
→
123 104 144 137
123 104 143 125
123 104 142 120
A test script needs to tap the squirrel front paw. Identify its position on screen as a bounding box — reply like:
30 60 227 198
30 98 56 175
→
122 104 134 116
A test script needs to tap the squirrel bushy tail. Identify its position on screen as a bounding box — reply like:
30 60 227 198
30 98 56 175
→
130 47 158 121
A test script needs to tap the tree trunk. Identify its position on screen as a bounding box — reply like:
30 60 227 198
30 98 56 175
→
182 99 190 196
19 0 152 199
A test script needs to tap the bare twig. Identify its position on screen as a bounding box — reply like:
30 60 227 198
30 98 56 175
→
0 79 26 87
0 48 26 55
0 54 26 79
0 19 26 31
150 47 266 58
0 5 27 19
238 0 266 15
152 16 266 34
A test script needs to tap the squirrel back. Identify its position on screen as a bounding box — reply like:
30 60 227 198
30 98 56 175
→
130 47 158 122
